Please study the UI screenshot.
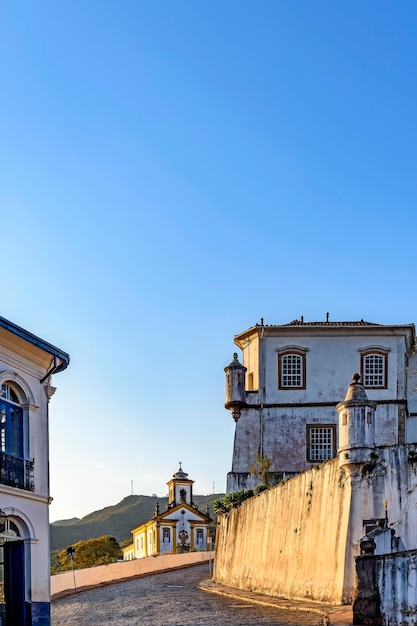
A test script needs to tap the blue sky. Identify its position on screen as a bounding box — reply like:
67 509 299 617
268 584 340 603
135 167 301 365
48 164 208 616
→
1 1 417 521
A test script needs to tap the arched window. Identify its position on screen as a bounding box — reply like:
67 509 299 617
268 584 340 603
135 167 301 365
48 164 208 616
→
0 384 23 458
360 350 388 388
278 348 308 389
0 383 33 491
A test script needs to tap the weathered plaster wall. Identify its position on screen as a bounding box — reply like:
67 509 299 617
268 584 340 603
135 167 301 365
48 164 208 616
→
242 336 259 390
407 352 417 441
345 444 417 597
375 550 417 626
263 334 405 406
215 459 351 604
218 445 417 606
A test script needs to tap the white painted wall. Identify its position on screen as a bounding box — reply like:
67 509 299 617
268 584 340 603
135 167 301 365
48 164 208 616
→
0 344 57 606
262 333 404 404
52 552 213 598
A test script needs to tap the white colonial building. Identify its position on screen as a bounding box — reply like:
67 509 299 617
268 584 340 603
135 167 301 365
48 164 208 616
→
0 315 69 626
225 317 417 492
122 465 211 560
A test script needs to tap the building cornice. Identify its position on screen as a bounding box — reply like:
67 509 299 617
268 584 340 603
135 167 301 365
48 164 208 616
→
0 316 70 374
0 483 51 504
242 399 408 410
234 322 416 352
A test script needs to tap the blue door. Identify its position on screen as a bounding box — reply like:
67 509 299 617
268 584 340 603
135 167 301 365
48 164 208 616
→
4 541 26 625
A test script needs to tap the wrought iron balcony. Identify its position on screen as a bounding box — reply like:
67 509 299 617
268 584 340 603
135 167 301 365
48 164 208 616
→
0 452 34 491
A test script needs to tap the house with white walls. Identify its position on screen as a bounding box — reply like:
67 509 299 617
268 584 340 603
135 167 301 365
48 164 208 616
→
122 465 211 559
225 317 417 492
0 315 69 626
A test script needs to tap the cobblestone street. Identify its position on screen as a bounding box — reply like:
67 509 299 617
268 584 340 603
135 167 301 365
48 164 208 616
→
51 564 323 626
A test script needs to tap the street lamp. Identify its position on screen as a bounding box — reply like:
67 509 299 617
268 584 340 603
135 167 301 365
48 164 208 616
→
66 546 76 589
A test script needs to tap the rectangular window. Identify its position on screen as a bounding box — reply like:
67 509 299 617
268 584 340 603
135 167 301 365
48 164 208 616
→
361 352 388 388
282 354 301 386
307 425 336 462
196 529 204 545
163 528 170 543
278 351 307 389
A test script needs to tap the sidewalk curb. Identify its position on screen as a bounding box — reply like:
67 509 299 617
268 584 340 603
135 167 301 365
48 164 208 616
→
199 580 352 626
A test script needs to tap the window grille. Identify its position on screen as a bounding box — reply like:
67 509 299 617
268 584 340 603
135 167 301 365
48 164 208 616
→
363 354 385 387
308 426 335 462
281 354 303 387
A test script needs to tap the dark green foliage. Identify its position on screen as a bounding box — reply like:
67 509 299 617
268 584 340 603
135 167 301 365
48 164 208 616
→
254 484 269 495
51 535 122 573
212 498 229 515
212 489 256 515
50 493 224 552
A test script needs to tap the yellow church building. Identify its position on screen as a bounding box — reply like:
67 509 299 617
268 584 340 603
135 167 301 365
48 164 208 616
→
122 465 212 559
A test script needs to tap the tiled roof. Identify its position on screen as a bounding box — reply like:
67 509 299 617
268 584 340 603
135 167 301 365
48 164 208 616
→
235 320 415 341
281 320 380 327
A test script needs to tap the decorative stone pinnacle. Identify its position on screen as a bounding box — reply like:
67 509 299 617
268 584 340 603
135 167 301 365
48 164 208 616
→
352 373 361 383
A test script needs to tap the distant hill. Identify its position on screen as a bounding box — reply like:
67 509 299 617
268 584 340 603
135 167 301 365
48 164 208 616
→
50 493 224 552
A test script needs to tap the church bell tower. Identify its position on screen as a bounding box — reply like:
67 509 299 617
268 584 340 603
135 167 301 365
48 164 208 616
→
167 464 194 506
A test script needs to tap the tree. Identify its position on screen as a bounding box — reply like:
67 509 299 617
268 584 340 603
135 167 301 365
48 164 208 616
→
52 535 122 573
249 454 274 487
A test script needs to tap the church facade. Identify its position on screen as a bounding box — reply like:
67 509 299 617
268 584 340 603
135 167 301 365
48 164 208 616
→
225 317 417 492
122 466 211 559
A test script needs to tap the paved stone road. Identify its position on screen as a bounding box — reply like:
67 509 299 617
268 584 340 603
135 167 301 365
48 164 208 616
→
52 564 323 626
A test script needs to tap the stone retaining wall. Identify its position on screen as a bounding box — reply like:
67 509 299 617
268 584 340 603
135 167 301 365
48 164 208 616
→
214 459 351 604
214 446 417 606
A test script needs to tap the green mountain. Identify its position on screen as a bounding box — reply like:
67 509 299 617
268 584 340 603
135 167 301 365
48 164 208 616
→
50 493 224 552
